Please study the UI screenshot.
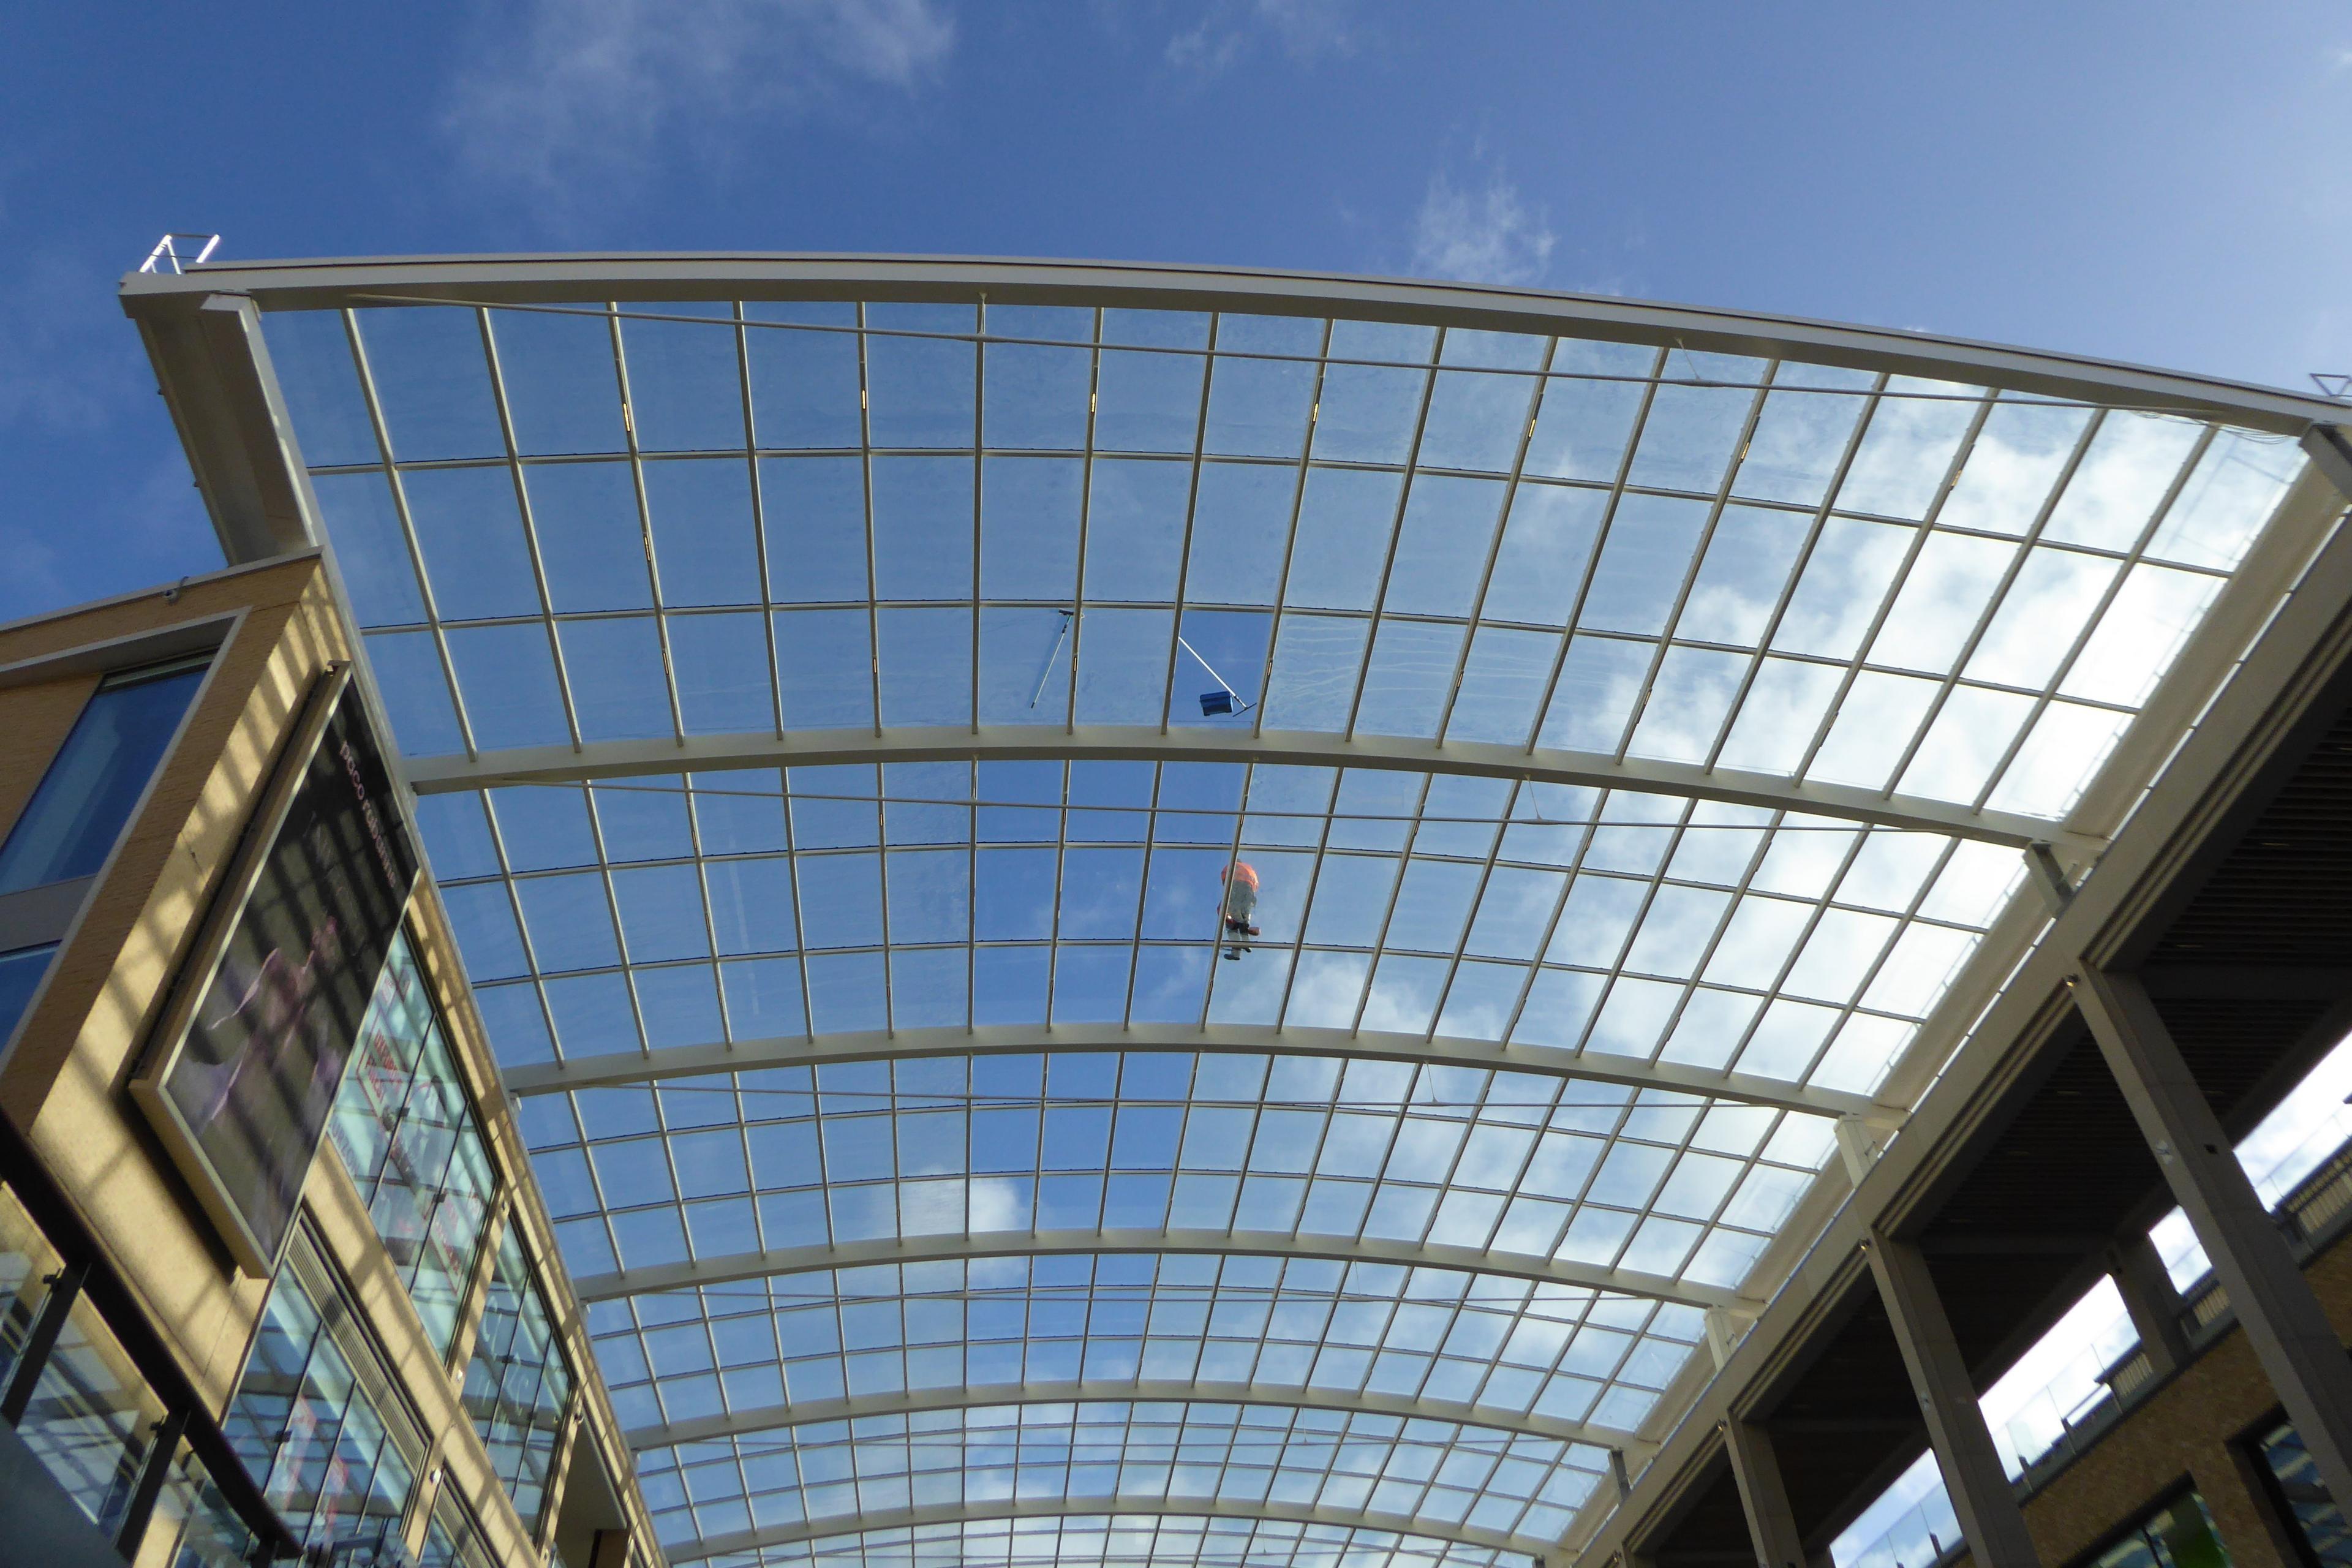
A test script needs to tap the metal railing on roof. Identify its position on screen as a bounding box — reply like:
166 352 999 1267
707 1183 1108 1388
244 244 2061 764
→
138 233 220 274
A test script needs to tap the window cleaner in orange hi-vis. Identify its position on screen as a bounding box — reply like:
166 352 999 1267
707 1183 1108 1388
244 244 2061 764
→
1221 861 1261 960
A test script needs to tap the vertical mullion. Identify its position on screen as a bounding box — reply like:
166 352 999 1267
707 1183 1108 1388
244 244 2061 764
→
474 791 565 1077
1792 402 2105 785
1418 780 1525 1042
1961 422 2218 816
874 769 895 1036
1739 826 1877 1090
1521 349 1672 758
1263 771 1343 1030
1158 317 1222 733
1403 1058 1496 1253
1553 803 1708 1061
673 778 737 1055
857 306 885 736
773 772 818 1045
1879 415 2165 800
971 301 987 736
1044 760 1072 1028
606 305 689 747
1493 788 1611 1046
965 763 979 1035
1611 368 1779 765
476 307 583 753
1433 344 1558 744
1120 764 1166 1028
1254 319 1337 742
591 837 652 1065
342 308 480 761
1700 374 1945 774
1622 809 1786 1079
1066 310 1104 736
1827 833 1970 1060
1343 774 1436 1036
734 300 786 742
1342 330 1448 742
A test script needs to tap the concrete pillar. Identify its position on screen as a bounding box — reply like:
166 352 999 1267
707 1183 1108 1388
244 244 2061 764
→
1864 1232 2041 1567
2073 967 2352 1513
1724 1420 1807 1568
2105 1230 2190 1378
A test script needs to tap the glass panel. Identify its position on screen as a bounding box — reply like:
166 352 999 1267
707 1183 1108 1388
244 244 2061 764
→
145 1439 258 1568
2259 1422 2352 1567
0 943 58 1049
327 932 495 1357
13 1283 168 1537
222 1230 424 1558
0 1180 64 1390
462 1226 575 1532
0 661 208 894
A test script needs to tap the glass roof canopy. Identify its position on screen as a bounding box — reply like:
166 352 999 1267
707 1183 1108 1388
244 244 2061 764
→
206 258 2328 1568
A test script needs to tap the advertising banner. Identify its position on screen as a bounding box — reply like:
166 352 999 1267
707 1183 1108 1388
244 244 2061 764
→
136 666 418 1274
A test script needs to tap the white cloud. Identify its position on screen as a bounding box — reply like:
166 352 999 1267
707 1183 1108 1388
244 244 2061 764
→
1409 165 1556 287
443 0 954 198
1167 0 1357 72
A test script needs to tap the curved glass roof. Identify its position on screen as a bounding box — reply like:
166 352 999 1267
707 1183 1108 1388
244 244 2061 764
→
719 1512 1525 1568
232 263 2323 1568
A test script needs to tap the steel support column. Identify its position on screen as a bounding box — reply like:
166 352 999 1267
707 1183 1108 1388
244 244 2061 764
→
2104 1231 2190 1379
1722 1420 1807 1568
1863 1232 2040 1568
2072 966 2352 1513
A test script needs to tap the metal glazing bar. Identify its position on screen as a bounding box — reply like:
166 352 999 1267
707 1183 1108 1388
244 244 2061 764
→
625 1378 1645 1453
494 1020 1887 1116
571 1225 1747 1308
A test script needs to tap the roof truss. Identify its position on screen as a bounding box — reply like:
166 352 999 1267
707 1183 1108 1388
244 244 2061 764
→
572 1226 1744 1311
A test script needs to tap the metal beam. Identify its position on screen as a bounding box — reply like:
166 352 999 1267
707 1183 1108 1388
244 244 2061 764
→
666 1495 1553 1565
121 254 2351 435
628 1379 1646 1454
127 293 318 562
572 1227 1744 1310
1722 1422 1807 1568
399 724 2100 856
502 1022 1882 1118
1863 1233 2040 1568
2072 966 2352 1513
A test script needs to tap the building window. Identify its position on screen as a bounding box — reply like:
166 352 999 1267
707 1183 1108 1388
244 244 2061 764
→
327 930 497 1358
462 1226 575 1534
2255 1421 2352 1567
0 657 208 896
222 1226 425 1564
417 1482 498 1568
1 1177 260 1565
0 942 58 1047
2079 1492 2231 1568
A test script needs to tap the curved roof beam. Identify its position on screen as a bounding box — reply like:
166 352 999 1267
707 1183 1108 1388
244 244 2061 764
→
500 1021 1882 1118
571 1227 1744 1311
666 1496 1554 1565
401 725 2099 858
627 1379 1649 1455
122 253 2350 435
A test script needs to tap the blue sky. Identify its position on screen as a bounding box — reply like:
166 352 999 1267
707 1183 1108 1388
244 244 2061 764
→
3 0 2347 624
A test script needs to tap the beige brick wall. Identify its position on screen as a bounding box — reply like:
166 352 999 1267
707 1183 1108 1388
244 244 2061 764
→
1945 1237 2352 1568
0 556 333 1407
0 556 660 1563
